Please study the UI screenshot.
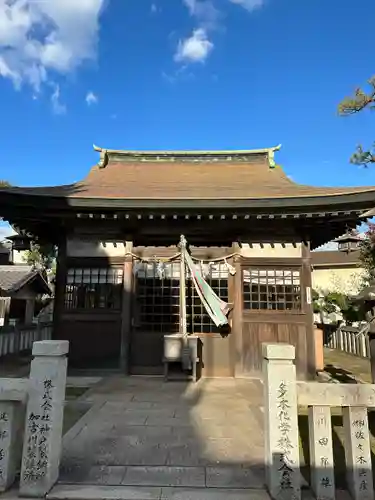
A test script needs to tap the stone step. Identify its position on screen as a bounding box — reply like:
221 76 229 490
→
58 465 265 489
47 485 353 500
47 484 272 500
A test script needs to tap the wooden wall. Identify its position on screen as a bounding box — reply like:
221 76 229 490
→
197 333 234 377
53 239 123 368
233 244 315 380
241 319 308 377
56 313 122 368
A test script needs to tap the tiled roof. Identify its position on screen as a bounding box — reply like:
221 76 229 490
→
72 159 375 199
1 146 375 202
2 158 375 201
0 266 51 294
311 250 361 267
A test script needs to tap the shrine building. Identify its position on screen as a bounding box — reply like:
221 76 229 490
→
1 144 375 379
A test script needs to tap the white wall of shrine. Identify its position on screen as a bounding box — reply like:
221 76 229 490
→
239 242 302 258
67 238 304 259
66 238 127 258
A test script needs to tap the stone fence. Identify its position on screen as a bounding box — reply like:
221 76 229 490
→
263 343 374 500
0 321 53 357
323 323 370 358
0 340 68 497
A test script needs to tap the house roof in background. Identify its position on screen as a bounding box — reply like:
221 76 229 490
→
0 265 51 295
311 250 361 267
313 232 365 252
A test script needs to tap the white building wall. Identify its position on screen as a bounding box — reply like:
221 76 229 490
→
66 238 127 258
311 267 365 295
240 242 302 258
12 249 28 265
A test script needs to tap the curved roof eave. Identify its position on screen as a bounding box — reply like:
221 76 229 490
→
1 188 375 211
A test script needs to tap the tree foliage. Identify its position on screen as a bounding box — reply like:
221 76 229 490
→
0 180 11 187
312 288 365 324
359 222 375 284
23 242 56 274
338 75 375 166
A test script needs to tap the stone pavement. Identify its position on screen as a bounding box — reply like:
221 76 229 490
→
56 376 267 498
323 347 372 383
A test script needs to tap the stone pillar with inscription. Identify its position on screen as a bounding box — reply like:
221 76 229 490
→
343 406 374 500
0 379 28 492
262 343 301 500
20 340 69 498
308 405 335 500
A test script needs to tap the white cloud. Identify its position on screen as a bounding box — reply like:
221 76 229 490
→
51 85 66 115
86 91 98 105
162 65 194 84
176 1 219 64
229 0 265 11
183 0 220 30
175 28 213 63
0 0 106 92
150 3 158 14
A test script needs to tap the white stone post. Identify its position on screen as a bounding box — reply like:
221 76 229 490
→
343 406 374 500
20 340 69 498
360 334 367 359
262 343 301 500
0 379 28 492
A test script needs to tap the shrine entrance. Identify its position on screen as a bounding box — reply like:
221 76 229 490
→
129 260 231 376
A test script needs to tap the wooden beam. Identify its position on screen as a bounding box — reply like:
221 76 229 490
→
302 241 315 378
53 235 67 340
120 240 133 374
232 242 243 378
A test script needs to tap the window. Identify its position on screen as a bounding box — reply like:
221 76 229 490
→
243 268 301 311
134 261 230 334
135 262 181 333
190 263 229 333
64 268 123 310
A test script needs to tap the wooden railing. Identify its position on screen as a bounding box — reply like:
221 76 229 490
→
0 322 53 357
263 343 374 500
324 323 370 359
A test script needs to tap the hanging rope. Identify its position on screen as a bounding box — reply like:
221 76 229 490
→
190 252 241 262
124 250 241 264
124 251 181 263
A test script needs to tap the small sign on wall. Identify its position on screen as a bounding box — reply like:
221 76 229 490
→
306 286 311 304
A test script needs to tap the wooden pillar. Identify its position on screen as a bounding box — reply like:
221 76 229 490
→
120 241 133 374
302 241 316 378
53 237 67 340
232 242 243 378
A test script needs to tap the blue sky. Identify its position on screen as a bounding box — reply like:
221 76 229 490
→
0 0 375 194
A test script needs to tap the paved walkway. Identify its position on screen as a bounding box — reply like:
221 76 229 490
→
323 347 372 383
57 376 266 498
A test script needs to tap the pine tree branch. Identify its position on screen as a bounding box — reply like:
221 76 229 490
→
339 75 375 166
350 142 375 167
338 75 375 115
